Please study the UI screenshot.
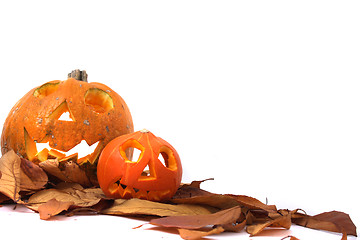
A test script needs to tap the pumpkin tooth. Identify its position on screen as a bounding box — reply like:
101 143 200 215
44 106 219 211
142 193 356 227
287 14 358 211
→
122 186 135 199
48 149 66 159
147 191 160 202
147 190 172 202
58 153 78 162
135 189 148 200
108 179 121 194
88 141 104 164
24 128 38 161
77 156 90 165
35 148 49 163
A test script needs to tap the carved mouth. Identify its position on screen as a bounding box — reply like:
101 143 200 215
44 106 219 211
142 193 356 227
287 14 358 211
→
25 127 102 165
109 177 171 201
35 140 101 164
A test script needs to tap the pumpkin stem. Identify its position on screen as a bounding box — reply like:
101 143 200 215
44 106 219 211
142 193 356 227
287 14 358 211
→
68 69 88 82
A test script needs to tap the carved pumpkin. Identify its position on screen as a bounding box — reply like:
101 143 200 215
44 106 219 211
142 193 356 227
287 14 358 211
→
1 70 134 186
97 129 182 202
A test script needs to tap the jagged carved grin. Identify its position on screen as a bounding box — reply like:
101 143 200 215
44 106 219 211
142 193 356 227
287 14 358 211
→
35 140 100 164
109 177 171 201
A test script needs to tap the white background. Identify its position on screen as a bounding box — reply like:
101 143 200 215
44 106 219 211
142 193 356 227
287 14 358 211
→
0 1 359 239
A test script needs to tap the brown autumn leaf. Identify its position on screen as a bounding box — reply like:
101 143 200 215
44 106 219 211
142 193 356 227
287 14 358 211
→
341 230 348 240
172 182 241 209
281 236 301 240
170 179 357 238
102 198 215 217
37 198 74 220
39 159 91 187
0 150 21 202
222 218 247 232
26 182 105 213
173 180 276 212
225 194 277 212
27 183 215 220
150 206 241 229
0 169 356 240
178 226 224 240
186 178 215 189
0 193 9 203
292 210 357 236
20 157 48 192
172 193 241 209
173 179 216 199
246 212 292 236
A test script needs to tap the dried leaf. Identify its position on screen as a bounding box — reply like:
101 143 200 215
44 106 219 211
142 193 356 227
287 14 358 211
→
0 193 7 201
341 230 348 240
246 212 292 236
222 218 247 232
187 178 214 189
39 159 91 187
37 198 74 220
20 157 48 192
292 210 357 236
102 198 215 217
173 181 276 212
173 180 216 199
0 150 21 202
225 194 277 212
172 183 239 209
150 206 241 230
172 194 240 210
26 183 105 212
0 171 356 240
281 236 300 240
178 226 224 240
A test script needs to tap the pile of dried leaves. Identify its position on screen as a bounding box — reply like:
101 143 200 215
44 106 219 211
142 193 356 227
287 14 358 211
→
0 150 357 240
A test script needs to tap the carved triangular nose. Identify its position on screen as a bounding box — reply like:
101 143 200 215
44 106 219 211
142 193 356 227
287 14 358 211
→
49 100 76 122
58 110 74 121
141 164 151 177
139 161 156 180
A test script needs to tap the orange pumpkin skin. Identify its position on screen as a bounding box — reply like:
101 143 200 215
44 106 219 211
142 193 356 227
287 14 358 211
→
97 129 182 202
1 71 133 185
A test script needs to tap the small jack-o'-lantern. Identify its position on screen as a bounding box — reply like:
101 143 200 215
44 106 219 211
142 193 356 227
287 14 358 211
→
1 70 133 186
97 129 182 202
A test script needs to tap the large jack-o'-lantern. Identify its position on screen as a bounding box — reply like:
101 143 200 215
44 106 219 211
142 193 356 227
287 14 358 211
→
1 70 134 186
97 129 182 202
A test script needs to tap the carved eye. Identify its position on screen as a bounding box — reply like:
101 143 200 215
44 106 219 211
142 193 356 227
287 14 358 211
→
33 81 60 99
158 146 177 170
85 88 114 113
120 139 144 162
